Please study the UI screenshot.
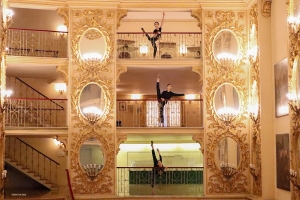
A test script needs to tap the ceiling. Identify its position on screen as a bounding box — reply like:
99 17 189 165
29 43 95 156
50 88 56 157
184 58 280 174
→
117 66 202 96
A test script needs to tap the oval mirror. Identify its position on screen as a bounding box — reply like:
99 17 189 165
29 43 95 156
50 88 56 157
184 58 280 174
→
79 83 105 122
214 83 240 119
214 137 240 170
79 28 106 62
212 30 238 62
80 137 104 173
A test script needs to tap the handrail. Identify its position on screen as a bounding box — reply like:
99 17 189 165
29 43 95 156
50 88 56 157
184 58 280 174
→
117 99 203 101
117 31 202 34
9 27 68 33
15 78 65 110
16 138 60 165
10 97 67 101
117 167 203 169
65 169 75 200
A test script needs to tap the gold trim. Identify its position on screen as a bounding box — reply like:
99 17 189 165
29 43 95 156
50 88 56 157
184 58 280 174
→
191 9 202 29
192 65 203 85
55 135 68 156
116 65 128 84
192 134 204 154
57 7 69 28
116 134 127 155
56 64 69 85
261 0 272 18
116 9 128 29
71 129 114 194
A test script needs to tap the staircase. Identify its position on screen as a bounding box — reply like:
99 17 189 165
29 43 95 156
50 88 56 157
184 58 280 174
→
5 137 60 190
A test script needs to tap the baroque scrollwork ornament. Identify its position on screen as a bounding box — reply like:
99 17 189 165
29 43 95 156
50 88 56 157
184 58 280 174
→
72 9 114 74
71 129 115 194
206 130 249 193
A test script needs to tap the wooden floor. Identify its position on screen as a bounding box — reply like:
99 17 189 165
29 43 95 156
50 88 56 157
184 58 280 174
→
4 188 66 200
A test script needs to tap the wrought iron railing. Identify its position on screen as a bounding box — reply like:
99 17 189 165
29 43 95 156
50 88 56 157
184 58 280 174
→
117 167 204 196
5 137 60 188
7 28 68 58
117 32 202 59
5 98 67 127
116 99 203 127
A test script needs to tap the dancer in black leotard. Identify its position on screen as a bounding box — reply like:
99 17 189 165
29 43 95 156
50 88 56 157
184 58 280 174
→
150 141 166 194
156 74 184 127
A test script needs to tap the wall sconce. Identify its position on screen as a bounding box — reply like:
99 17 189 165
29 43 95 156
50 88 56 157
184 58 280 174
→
83 164 103 180
139 45 148 56
290 169 300 190
55 83 66 94
179 45 187 56
5 9 13 26
1 90 12 112
220 163 237 179
57 25 67 37
83 106 103 124
1 170 7 193
249 164 260 180
185 94 196 100
217 107 239 125
131 94 142 100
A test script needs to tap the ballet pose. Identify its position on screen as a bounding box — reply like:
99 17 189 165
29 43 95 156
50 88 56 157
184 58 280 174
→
156 74 184 126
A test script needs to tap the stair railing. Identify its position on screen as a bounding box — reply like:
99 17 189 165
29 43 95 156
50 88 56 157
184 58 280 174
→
5 137 60 188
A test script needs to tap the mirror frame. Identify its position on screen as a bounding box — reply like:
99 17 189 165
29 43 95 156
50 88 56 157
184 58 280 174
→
79 28 107 63
79 82 106 123
213 83 241 120
208 131 249 180
72 23 112 69
212 29 239 63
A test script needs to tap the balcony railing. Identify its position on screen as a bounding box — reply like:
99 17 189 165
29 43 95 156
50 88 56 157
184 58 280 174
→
5 98 67 127
117 32 202 59
117 167 204 196
7 28 68 58
116 99 203 127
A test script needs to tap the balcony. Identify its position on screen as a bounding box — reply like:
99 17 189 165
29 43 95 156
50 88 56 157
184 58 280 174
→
116 99 203 128
7 28 68 58
117 167 204 196
117 32 202 59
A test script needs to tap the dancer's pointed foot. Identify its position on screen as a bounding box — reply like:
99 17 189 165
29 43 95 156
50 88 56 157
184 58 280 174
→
151 141 153 147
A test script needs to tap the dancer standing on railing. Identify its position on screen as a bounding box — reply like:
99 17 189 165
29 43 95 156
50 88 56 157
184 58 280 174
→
156 74 184 127
150 141 166 194
141 12 165 58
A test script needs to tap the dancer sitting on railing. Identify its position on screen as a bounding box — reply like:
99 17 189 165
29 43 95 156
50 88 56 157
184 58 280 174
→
151 141 166 194
156 74 184 127
141 12 165 58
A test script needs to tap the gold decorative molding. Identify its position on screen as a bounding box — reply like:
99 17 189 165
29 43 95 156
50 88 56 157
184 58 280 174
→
71 129 115 194
116 134 127 155
84 28 102 40
71 9 114 73
56 64 69 85
249 3 262 197
206 130 249 193
116 65 128 84
191 9 202 29
261 0 272 18
192 65 203 85
192 134 204 154
116 9 128 29
205 10 248 194
57 7 69 28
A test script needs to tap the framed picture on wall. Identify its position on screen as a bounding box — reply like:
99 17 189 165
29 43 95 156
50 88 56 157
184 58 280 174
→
274 58 289 117
276 133 290 191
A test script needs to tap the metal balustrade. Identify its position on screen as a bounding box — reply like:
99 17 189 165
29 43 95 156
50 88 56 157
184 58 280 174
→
5 98 67 127
5 137 60 189
117 167 204 196
116 99 203 127
117 32 202 59
7 28 68 58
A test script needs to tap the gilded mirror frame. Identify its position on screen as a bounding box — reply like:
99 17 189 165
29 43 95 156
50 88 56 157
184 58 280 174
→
78 82 107 124
72 13 113 72
71 129 114 194
213 83 241 121
207 130 249 192
71 76 113 127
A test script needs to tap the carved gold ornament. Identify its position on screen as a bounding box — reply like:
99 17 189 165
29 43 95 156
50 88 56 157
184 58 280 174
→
72 9 114 73
71 129 115 194
206 130 249 193
57 8 69 28
84 28 103 40
191 9 202 29
261 0 272 18
205 10 249 194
